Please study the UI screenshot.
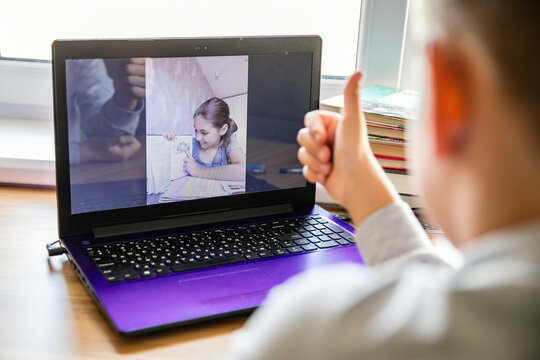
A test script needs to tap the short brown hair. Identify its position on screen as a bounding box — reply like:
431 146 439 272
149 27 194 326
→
438 0 540 132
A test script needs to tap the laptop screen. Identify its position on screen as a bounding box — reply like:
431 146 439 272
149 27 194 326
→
66 53 311 214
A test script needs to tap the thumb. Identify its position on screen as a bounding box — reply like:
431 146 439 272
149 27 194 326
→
343 72 363 128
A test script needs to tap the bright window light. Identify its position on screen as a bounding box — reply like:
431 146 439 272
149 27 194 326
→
0 0 361 76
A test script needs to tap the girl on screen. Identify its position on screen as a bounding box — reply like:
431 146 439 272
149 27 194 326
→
163 97 246 181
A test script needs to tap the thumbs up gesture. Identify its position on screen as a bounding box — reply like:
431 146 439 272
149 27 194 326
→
297 72 398 225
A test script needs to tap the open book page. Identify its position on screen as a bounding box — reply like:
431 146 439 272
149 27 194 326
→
146 135 192 195
146 136 173 194
159 176 229 202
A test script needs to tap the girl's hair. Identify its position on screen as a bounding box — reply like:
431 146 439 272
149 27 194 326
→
193 97 238 150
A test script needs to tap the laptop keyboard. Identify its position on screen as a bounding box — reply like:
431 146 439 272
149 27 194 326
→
85 215 355 283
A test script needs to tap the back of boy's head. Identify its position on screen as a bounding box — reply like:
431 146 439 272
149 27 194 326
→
431 0 540 148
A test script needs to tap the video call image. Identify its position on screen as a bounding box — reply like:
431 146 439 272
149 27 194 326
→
145 56 248 204
66 54 310 215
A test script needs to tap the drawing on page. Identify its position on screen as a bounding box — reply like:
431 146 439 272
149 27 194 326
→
170 137 193 181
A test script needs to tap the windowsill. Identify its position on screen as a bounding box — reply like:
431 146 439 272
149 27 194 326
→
0 118 55 186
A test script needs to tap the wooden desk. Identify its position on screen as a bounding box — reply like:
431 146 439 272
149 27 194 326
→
0 186 247 359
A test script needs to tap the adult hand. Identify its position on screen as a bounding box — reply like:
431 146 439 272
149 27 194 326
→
79 135 142 163
297 72 398 224
107 58 146 111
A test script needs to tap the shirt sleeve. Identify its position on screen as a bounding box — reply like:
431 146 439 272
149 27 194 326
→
70 59 144 137
228 202 457 360
354 201 450 268
228 260 456 360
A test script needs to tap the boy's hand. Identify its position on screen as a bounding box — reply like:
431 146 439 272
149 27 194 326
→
107 58 146 112
80 135 142 163
297 72 369 204
297 72 398 223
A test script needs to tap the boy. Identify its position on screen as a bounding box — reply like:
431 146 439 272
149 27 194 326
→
230 0 540 358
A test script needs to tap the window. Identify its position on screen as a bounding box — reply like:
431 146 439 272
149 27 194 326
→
1 0 362 76
0 0 412 186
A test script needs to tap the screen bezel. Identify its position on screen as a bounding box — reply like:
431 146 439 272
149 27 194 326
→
52 36 320 238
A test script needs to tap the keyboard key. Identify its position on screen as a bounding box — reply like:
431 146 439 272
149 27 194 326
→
101 268 115 275
278 233 302 241
155 267 171 275
272 248 289 256
105 275 122 283
244 253 260 260
280 241 295 248
337 239 350 246
267 243 282 250
286 246 304 253
301 244 317 251
96 262 117 270
341 234 355 243
328 234 342 240
170 255 245 273
258 251 273 258
140 269 155 277
294 239 310 245
134 263 150 271
124 272 140 280
325 223 344 233
316 241 338 249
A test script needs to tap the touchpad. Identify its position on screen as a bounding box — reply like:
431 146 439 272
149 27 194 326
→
178 268 276 301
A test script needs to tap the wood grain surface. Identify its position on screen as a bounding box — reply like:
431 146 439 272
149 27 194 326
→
0 186 248 359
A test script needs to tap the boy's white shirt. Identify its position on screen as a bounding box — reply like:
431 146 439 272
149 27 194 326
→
229 201 540 359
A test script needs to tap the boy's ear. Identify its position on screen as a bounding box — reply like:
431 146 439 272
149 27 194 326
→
428 42 469 156
219 124 229 136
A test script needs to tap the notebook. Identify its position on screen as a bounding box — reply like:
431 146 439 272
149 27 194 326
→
52 36 363 335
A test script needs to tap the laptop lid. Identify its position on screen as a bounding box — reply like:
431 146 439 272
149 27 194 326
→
52 36 321 239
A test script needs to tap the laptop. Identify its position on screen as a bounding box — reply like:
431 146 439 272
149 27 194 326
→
51 36 364 335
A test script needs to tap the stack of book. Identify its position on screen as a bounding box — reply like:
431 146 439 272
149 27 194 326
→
320 85 420 196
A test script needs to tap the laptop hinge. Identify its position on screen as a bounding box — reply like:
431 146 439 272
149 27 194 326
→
92 203 294 239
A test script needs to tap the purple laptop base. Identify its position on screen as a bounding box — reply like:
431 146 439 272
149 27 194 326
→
63 205 364 335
